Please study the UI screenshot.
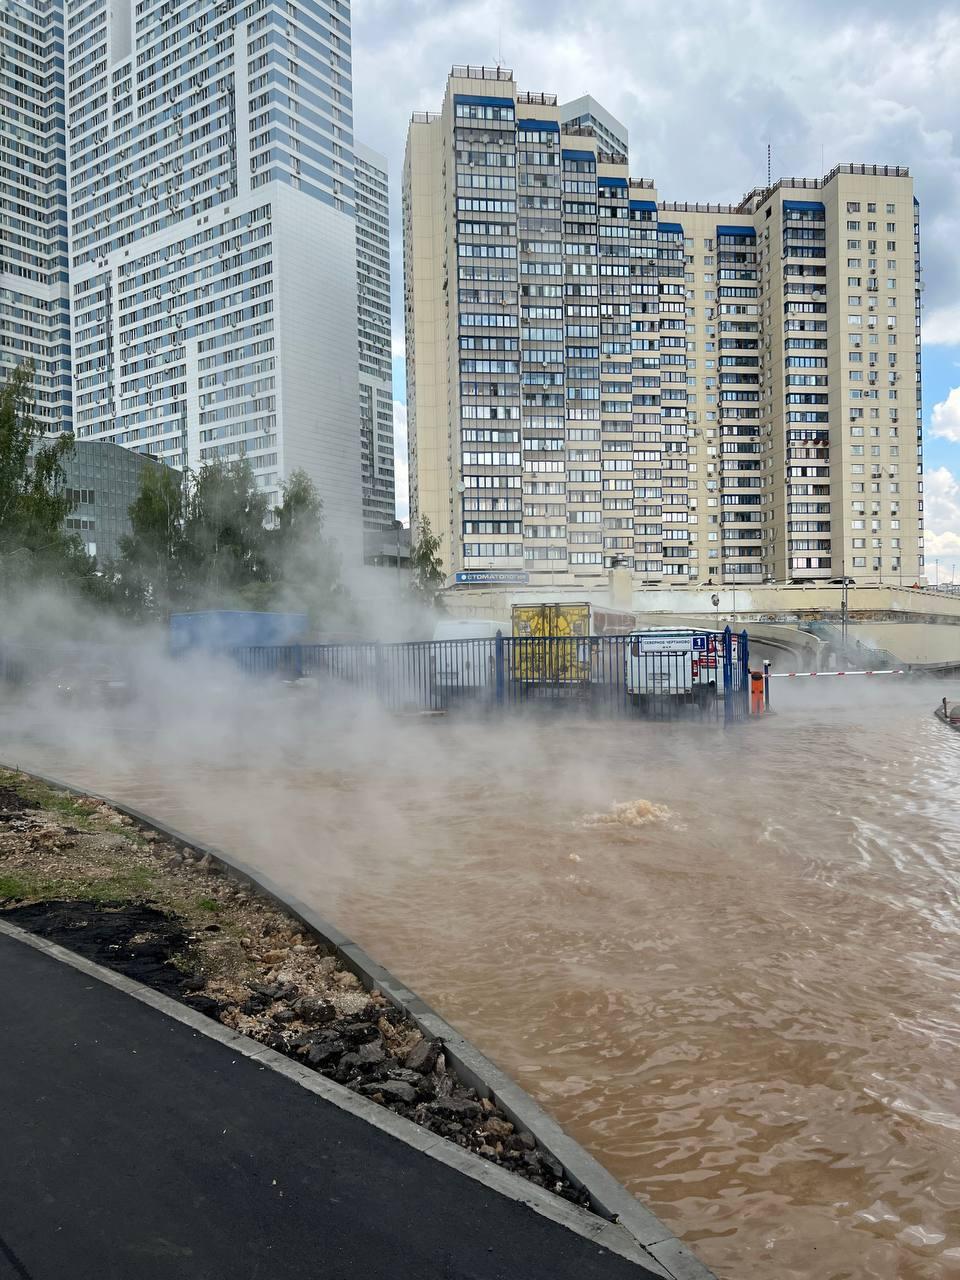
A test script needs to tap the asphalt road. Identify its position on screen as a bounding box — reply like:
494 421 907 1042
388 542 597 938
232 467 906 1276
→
0 930 659 1280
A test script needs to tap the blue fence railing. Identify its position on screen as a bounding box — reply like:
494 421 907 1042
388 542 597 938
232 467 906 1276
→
228 628 752 722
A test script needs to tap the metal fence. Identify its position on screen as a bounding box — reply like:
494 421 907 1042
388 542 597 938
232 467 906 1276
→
229 628 753 722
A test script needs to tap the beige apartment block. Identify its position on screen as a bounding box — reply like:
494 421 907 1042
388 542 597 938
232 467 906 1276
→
403 65 923 587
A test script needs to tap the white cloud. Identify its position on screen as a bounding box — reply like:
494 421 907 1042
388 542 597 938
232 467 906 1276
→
392 400 409 524
352 0 960 351
923 305 960 346
931 387 960 442
925 465 960 574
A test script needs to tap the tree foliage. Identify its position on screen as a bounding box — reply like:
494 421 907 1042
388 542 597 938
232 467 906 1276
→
114 464 186 614
263 468 342 615
410 515 444 599
118 462 342 621
0 363 96 587
182 458 270 599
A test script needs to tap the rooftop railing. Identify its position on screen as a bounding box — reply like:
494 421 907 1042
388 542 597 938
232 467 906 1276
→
737 163 911 211
660 200 740 214
451 64 513 81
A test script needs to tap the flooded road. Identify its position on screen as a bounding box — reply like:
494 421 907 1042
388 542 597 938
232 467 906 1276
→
4 676 960 1279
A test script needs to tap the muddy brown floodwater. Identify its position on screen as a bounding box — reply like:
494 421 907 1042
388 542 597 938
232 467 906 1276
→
4 676 960 1279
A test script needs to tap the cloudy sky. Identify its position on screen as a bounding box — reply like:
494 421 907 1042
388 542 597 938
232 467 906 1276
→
352 0 960 577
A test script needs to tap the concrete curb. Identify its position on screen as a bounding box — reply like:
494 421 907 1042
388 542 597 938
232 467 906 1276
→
0 762 716 1280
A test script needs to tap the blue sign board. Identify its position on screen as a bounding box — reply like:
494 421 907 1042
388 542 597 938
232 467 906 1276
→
454 571 530 586
692 635 708 651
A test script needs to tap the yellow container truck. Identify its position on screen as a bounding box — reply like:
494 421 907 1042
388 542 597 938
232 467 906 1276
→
510 603 636 685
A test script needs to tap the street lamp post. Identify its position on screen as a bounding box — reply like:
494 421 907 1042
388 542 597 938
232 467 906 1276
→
841 569 849 648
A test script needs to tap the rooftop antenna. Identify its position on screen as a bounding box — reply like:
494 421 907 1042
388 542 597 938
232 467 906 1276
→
767 142 771 188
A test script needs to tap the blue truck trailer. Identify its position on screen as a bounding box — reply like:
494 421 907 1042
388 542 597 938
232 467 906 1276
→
169 610 309 656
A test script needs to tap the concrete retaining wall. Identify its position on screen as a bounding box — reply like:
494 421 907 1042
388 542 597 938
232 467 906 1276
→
847 622 960 665
441 581 960 626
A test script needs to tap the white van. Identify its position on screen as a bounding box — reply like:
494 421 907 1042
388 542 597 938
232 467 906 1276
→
431 618 504 691
625 629 698 700
625 628 742 702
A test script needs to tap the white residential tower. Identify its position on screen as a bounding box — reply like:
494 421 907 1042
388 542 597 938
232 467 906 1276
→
355 142 395 529
1 0 72 430
64 0 363 554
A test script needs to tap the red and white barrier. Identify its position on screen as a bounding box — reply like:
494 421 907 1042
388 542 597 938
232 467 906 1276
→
770 669 905 678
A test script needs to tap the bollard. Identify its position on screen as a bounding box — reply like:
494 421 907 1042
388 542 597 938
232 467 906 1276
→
750 670 765 715
762 659 771 711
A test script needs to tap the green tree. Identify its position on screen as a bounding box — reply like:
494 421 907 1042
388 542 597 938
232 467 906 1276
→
115 460 350 619
254 468 344 620
0 363 96 585
116 464 186 615
410 515 444 599
181 458 270 602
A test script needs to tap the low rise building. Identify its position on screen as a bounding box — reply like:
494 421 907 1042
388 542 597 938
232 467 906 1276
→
58 440 179 564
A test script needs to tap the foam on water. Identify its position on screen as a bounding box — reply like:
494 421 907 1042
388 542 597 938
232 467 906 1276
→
580 799 673 829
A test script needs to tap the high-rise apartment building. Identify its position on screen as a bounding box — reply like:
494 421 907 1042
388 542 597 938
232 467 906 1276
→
403 66 923 586
63 0 363 554
1 0 72 430
355 142 395 529
558 95 627 162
